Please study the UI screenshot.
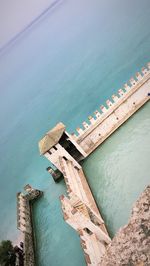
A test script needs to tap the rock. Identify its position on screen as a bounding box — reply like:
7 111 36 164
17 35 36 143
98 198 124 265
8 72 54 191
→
101 185 150 265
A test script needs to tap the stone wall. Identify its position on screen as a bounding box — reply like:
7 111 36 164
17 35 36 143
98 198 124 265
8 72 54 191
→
59 157 111 265
72 63 150 155
17 186 43 266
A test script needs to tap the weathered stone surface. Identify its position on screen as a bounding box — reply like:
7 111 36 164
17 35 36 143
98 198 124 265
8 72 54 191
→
17 186 43 266
101 185 150 266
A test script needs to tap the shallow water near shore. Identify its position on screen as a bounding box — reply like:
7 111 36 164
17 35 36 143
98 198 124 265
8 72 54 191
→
0 0 150 265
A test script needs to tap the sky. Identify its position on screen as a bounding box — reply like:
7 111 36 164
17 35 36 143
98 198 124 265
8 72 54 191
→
0 0 55 48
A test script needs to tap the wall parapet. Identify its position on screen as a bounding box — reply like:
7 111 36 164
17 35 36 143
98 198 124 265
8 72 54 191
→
59 156 110 265
16 185 43 266
73 63 150 139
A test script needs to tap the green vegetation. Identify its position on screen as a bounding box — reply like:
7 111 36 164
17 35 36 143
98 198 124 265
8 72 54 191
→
0 240 16 266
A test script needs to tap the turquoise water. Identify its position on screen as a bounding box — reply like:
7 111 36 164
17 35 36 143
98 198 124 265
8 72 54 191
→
0 0 150 265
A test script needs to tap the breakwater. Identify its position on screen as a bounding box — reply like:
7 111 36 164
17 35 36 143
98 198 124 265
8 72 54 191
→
38 63 150 265
17 185 43 266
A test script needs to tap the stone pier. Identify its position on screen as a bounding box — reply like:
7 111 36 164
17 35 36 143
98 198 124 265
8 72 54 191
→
73 63 150 156
59 157 111 265
17 185 43 266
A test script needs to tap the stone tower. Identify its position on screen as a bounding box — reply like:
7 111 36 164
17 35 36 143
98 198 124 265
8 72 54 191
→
38 122 87 173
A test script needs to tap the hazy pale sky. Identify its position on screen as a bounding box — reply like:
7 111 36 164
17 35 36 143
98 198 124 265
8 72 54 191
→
0 0 54 48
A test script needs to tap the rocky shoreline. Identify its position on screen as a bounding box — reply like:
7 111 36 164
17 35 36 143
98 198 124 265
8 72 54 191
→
101 185 150 265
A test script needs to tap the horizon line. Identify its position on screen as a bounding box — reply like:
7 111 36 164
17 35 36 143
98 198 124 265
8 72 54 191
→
0 0 64 55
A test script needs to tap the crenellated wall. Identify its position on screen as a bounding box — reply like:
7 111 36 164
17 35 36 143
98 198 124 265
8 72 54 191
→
71 63 150 154
59 157 111 265
17 186 43 266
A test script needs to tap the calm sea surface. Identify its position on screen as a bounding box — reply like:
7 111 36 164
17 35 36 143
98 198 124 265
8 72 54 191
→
0 0 150 265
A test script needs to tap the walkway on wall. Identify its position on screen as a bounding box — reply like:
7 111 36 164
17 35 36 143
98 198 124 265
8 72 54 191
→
59 156 111 265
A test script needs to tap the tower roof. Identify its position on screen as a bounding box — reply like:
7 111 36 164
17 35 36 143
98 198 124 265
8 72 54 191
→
39 122 66 155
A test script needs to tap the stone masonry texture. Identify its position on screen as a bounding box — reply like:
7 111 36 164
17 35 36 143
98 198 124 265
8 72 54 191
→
101 185 150 266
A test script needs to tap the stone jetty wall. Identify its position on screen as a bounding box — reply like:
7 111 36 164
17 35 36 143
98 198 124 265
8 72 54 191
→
17 185 43 266
72 63 150 155
59 157 111 265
